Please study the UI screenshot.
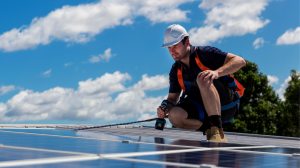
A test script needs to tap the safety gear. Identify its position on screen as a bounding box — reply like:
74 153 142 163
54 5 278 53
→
177 47 244 123
209 126 228 142
162 24 189 48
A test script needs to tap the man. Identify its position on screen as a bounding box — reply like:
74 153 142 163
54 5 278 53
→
157 24 246 142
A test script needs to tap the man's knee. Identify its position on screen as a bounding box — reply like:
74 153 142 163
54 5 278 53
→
196 77 210 89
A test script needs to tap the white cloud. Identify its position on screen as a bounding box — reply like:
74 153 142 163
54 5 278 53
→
89 48 115 63
253 37 264 49
276 27 300 45
0 85 15 96
43 69 52 77
0 71 166 123
89 55 100 63
99 48 114 61
64 62 73 67
0 0 193 52
189 0 270 45
78 71 131 96
276 76 291 101
267 75 279 85
133 74 169 91
138 113 157 120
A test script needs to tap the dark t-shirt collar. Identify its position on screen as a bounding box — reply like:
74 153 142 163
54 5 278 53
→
177 45 196 69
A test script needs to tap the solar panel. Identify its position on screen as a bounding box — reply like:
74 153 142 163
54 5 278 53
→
0 125 299 168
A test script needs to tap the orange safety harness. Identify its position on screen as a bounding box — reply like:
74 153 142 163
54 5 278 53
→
177 47 245 122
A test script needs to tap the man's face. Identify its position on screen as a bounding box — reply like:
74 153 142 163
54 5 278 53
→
167 41 188 61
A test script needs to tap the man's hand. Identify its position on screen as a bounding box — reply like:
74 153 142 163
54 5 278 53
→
198 70 219 84
157 106 168 119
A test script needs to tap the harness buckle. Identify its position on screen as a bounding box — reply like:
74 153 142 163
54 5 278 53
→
235 91 241 99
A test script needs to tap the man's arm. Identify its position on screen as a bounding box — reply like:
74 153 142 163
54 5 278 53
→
216 53 246 77
198 53 246 84
166 92 181 111
157 92 181 119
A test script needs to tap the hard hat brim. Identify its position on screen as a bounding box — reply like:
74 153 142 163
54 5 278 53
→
161 34 188 48
161 40 182 48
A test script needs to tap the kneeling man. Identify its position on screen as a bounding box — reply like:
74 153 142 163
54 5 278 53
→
157 24 246 142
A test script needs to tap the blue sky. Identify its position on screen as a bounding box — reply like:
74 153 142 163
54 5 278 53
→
0 0 298 125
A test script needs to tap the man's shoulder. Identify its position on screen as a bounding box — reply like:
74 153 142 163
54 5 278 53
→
171 61 178 68
193 45 219 52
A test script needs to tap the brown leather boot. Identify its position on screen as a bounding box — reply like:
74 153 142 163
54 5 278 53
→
209 126 228 142
205 129 211 140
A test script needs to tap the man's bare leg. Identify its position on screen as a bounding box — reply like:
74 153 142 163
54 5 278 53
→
168 107 202 130
196 78 227 142
197 78 221 116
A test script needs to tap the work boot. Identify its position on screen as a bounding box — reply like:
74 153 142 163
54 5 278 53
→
205 129 211 140
209 126 228 142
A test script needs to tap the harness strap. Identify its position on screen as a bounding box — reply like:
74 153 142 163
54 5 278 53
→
229 74 244 97
188 99 205 122
183 80 196 94
221 99 240 111
177 64 186 93
194 47 210 71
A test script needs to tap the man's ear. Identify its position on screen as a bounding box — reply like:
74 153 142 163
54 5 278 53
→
186 39 190 46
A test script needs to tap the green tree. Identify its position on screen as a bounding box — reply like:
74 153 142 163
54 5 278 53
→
224 60 282 135
281 70 300 137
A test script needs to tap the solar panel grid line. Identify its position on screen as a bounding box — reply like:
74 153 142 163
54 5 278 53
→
0 130 207 150
0 130 122 143
138 126 300 144
0 146 279 167
1 131 288 156
83 130 205 141
107 127 299 145
82 131 204 141
100 146 283 158
2 142 286 164
220 131 300 141
0 144 95 156
0 131 299 148
83 129 300 149
84 129 206 140
0 155 101 167
0 130 204 149
146 151 263 167
219 139 299 148
217 148 293 157
2 129 298 153
222 137 300 148
85 127 300 148
0 153 225 168
101 148 214 158
106 157 226 168
90 127 201 137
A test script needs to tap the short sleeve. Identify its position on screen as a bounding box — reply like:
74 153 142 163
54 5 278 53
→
169 64 182 93
197 46 227 70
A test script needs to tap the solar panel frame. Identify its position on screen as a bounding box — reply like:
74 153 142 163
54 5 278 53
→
0 125 299 168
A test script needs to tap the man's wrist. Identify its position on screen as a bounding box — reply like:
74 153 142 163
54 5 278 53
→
215 69 223 78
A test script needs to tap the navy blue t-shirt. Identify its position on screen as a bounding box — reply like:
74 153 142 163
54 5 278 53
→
169 45 228 97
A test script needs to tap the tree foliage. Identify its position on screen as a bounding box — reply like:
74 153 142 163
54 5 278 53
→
224 60 283 135
280 70 300 137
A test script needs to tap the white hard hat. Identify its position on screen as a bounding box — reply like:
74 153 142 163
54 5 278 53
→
162 24 189 48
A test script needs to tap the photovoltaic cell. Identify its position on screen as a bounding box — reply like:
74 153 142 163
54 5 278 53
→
0 128 299 168
130 150 300 168
0 130 189 155
236 147 300 154
0 148 71 162
8 159 163 168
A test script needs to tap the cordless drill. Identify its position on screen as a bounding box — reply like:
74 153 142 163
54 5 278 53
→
155 100 168 130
